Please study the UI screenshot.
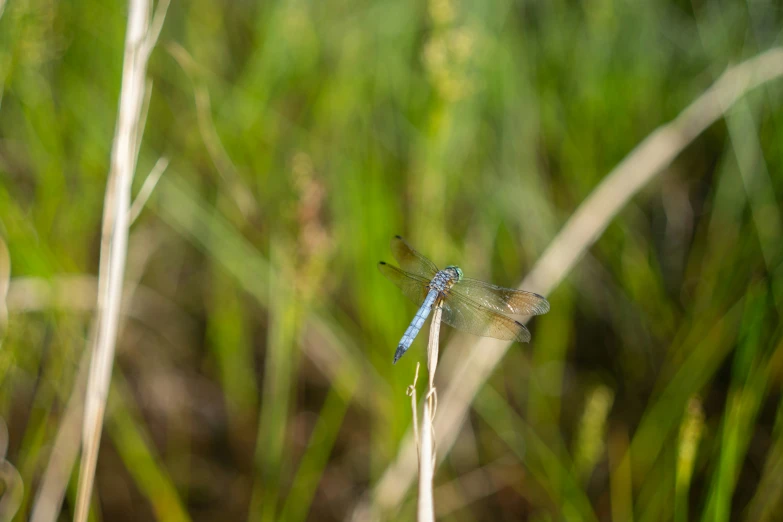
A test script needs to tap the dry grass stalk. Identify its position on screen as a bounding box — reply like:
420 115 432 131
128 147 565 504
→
30 233 173 522
73 1 169 520
408 363 421 457
31 353 90 522
128 157 169 224
356 46 783 519
417 305 442 522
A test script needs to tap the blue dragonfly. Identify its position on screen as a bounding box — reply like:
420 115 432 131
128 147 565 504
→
379 236 550 363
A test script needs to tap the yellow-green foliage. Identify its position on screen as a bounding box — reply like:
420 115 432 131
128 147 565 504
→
1 0 782 520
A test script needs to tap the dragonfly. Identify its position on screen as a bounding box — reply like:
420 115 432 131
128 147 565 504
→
379 236 550 364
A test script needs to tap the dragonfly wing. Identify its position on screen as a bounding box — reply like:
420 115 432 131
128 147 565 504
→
378 262 430 305
440 292 531 342
390 236 439 279
451 277 550 316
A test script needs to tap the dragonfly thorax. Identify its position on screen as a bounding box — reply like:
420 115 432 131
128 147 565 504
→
430 266 462 295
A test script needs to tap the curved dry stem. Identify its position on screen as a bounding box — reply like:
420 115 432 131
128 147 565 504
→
355 46 783 519
166 42 256 218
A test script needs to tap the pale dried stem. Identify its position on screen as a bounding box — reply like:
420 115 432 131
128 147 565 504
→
72 1 167 520
31 236 165 522
142 0 171 59
355 46 783 519
417 306 442 522
135 79 153 162
30 352 90 522
427 306 441 391
408 364 421 458
418 399 435 522
128 156 169 224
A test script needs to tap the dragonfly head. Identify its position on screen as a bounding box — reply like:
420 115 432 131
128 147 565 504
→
445 265 463 282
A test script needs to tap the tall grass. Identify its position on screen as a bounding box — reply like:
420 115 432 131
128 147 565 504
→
1 0 783 520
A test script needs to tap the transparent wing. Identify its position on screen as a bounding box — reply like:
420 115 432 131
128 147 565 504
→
390 236 439 279
378 262 430 305
451 278 550 316
441 292 531 342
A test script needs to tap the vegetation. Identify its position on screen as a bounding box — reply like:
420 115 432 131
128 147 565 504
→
1 0 782 520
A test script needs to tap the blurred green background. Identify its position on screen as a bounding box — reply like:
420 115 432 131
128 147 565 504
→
2 0 783 520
